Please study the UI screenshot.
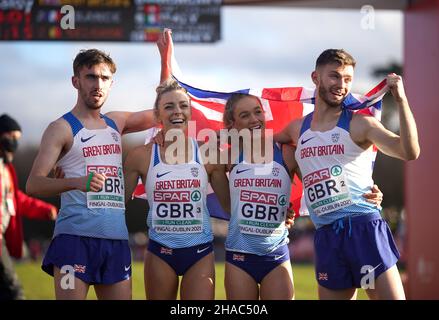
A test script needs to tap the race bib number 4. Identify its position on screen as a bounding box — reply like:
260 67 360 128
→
86 165 125 209
152 190 203 234
238 190 286 236
303 166 353 216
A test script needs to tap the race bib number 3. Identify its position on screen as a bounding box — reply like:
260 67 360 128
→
303 166 353 216
238 190 286 236
86 165 125 209
152 190 203 234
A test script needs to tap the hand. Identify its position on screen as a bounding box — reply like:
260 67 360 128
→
53 166 65 179
48 206 58 220
362 184 383 209
285 205 296 229
157 28 173 65
387 73 407 102
151 129 165 146
79 172 106 192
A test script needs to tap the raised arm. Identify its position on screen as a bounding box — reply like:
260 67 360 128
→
352 74 420 161
157 28 173 83
104 30 174 135
26 120 105 197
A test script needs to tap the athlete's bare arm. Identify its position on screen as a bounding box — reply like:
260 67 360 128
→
26 120 105 197
281 144 298 177
106 109 158 135
208 163 231 215
103 30 175 136
123 144 151 204
157 28 173 83
274 118 303 146
351 74 420 161
205 146 231 215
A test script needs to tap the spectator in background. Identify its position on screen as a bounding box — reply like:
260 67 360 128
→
0 114 57 300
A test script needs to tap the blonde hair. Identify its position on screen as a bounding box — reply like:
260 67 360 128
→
154 78 188 112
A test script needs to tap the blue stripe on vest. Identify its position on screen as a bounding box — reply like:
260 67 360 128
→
336 109 352 133
62 112 83 137
101 114 119 133
299 112 313 137
153 143 160 167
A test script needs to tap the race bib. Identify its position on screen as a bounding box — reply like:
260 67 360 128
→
303 165 353 216
237 189 286 236
152 189 203 234
86 165 125 209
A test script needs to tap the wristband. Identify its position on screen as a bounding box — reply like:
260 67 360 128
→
86 172 94 192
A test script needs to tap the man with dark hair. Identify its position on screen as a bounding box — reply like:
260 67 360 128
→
276 48 419 300
0 114 57 300
26 48 158 300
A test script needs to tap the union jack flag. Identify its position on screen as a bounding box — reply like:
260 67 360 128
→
133 54 388 220
160 247 173 255
73 264 86 274
232 254 245 262
318 272 329 281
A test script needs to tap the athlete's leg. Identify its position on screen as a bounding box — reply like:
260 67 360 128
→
260 261 294 300
365 265 406 300
54 266 89 300
144 249 178 300
318 285 357 300
224 261 258 300
94 279 132 300
180 252 215 300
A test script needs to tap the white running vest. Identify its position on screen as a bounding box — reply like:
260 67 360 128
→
225 144 291 255
54 112 127 239
295 109 380 229
146 139 213 248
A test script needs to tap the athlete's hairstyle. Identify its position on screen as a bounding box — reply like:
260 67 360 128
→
223 93 262 129
154 78 189 113
73 49 116 76
315 49 356 69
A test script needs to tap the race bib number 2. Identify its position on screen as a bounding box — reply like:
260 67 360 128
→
303 166 353 216
86 165 125 209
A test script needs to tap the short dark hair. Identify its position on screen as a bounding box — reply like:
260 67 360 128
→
73 49 116 76
316 49 356 69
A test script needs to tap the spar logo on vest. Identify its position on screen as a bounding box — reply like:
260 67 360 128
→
303 165 353 215
234 177 287 236
152 178 204 234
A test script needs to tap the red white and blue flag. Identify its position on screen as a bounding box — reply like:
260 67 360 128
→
133 72 388 220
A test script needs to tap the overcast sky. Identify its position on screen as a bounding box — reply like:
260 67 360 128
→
0 6 403 145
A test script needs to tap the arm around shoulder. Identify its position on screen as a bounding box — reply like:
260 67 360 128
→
106 109 157 135
274 119 302 146
26 120 82 197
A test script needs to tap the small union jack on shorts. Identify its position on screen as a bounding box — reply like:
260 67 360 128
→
42 234 132 285
314 213 400 290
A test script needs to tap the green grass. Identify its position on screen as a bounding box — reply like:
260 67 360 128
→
15 261 368 300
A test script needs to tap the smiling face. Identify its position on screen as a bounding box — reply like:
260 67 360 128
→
230 95 266 131
72 63 113 110
314 62 354 108
156 89 192 132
